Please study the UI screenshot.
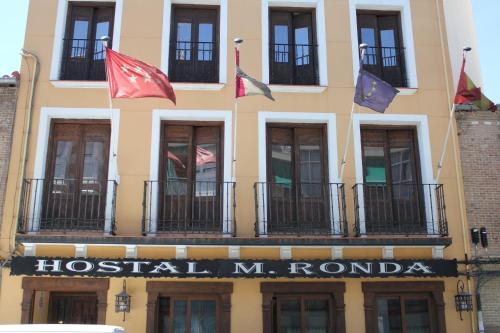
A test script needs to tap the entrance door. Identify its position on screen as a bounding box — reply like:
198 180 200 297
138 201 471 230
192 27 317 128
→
48 293 98 324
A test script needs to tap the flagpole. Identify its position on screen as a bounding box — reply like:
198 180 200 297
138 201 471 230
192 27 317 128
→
339 44 367 181
102 36 119 184
435 47 471 183
232 38 243 183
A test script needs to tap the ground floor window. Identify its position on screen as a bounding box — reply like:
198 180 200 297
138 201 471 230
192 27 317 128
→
146 282 232 333
261 282 346 333
362 282 446 333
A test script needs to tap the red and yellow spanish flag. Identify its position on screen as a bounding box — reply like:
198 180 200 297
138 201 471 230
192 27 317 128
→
235 48 274 101
454 56 496 111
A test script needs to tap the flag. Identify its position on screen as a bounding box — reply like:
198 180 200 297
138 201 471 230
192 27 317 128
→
105 48 176 104
235 48 274 101
454 57 496 112
354 69 399 113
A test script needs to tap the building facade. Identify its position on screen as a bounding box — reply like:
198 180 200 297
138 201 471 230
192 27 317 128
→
0 0 477 332
457 111 500 333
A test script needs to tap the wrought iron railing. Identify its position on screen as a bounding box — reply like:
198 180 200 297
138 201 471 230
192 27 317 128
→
270 43 319 85
360 46 408 87
353 183 448 236
17 179 117 234
169 41 218 83
60 38 109 81
142 180 236 235
254 182 347 236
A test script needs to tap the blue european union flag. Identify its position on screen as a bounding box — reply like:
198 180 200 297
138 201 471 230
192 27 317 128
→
354 69 399 113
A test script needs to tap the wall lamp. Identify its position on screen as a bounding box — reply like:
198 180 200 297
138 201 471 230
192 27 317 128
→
115 280 131 321
455 279 472 320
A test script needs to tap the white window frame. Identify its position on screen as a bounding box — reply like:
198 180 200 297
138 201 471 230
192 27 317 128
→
161 0 228 87
261 0 328 89
257 112 340 235
352 113 437 235
50 0 124 82
349 0 418 89
148 109 233 234
30 107 120 233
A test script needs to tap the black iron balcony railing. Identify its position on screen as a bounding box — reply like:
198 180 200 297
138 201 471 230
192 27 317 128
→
360 46 408 87
254 182 347 236
17 179 117 234
169 41 219 83
60 38 109 81
270 43 319 85
142 180 236 236
353 183 448 236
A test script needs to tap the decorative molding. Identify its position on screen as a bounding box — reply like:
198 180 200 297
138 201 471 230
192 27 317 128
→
176 245 187 259
172 83 225 91
397 88 418 95
280 246 292 259
74 244 87 258
331 246 344 259
228 246 240 259
269 85 327 94
125 245 138 259
24 243 36 257
432 246 444 259
50 81 108 89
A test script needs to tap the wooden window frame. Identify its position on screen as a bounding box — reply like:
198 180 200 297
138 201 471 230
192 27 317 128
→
21 277 109 324
261 282 346 333
362 281 446 333
146 282 233 333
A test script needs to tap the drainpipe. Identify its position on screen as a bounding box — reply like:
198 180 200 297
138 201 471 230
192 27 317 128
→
476 278 485 333
8 50 40 256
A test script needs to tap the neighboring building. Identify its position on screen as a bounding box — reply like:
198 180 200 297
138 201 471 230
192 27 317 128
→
457 111 500 333
0 1 478 332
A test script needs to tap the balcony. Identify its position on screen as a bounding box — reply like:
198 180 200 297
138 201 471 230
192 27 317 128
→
169 41 218 83
353 183 448 236
270 43 319 85
17 179 117 234
142 180 236 236
60 38 108 81
254 182 347 236
361 46 408 88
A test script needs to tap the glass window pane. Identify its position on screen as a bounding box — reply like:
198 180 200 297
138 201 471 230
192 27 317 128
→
298 129 322 197
71 20 89 58
380 29 397 67
295 27 310 66
173 300 187 333
176 23 192 60
166 142 188 195
158 298 171 333
361 28 376 65
93 21 110 61
190 300 216 333
376 298 402 333
198 23 213 61
404 299 431 333
82 141 104 180
73 20 89 40
279 300 301 333
305 299 329 333
54 141 78 180
274 25 289 63
271 128 293 186
364 146 387 183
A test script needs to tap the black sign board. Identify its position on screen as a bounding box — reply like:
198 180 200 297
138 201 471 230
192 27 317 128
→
10 257 458 278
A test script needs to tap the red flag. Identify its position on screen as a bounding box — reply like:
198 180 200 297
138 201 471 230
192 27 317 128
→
105 48 176 104
454 56 496 111
235 47 274 101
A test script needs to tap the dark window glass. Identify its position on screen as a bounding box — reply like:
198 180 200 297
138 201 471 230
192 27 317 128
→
273 296 331 333
357 11 407 87
269 10 318 85
157 297 217 333
376 297 433 333
169 7 219 83
48 293 98 324
361 128 425 234
61 3 115 80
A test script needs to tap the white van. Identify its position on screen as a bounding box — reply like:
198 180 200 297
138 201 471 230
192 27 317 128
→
0 325 126 333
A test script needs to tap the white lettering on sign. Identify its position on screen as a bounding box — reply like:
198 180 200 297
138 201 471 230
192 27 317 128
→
149 262 180 274
289 262 314 275
66 260 94 273
97 261 122 273
35 259 63 272
404 262 433 274
187 262 210 274
233 262 264 274
123 261 151 273
319 262 346 274
350 262 372 274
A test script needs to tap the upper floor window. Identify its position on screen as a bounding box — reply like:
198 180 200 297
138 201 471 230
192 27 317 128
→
168 6 219 83
60 2 115 81
269 9 318 85
357 11 407 87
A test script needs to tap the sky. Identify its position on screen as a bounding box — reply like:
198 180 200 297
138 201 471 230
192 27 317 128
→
0 0 498 102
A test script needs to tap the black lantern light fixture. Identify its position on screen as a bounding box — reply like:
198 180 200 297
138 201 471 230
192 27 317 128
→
454 279 472 320
115 280 131 321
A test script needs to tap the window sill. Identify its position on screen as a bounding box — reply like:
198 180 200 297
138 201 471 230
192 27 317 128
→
171 83 225 91
397 88 418 96
50 81 108 89
269 85 327 94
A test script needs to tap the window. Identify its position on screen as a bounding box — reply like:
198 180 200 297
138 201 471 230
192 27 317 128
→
360 127 425 234
265 124 330 234
261 282 346 333
48 293 98 324
42 121 111 231
169 6 219 83
357 11 407 87
156 122 224 233
363 282 446 333
61 2 115 80
269 9 318 85
146 282 232 333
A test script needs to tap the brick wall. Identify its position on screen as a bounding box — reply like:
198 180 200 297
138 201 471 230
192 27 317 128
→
0 84 18 230
457 111 500 332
